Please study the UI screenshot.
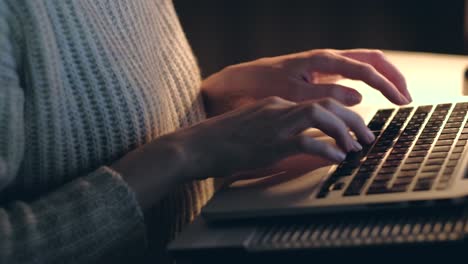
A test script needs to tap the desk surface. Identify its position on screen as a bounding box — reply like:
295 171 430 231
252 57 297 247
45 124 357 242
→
345 50 468 108
340 50 467 126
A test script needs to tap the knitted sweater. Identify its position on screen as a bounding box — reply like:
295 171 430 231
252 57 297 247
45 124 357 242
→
0 0 214 263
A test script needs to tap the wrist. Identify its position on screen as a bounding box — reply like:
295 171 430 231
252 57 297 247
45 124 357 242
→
110 136 192 209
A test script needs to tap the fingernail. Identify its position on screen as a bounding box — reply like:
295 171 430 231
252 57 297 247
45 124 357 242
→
399 94 410 105
334 150 347 162
352 140 363 151
347 91 362 105
406 92 413 102
366 129 375 143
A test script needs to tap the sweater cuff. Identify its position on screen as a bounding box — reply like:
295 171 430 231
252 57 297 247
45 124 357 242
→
82 166 148 260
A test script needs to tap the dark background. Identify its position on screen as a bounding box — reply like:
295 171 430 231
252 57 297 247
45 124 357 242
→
175 0 467 78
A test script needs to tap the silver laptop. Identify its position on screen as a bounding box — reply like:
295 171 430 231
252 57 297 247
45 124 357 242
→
202 102 468 221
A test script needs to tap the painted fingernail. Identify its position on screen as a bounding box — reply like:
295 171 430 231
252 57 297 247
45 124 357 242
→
334 150 347 162
352 140 363 151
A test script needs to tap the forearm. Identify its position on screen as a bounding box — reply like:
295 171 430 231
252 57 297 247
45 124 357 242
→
110 135 194 210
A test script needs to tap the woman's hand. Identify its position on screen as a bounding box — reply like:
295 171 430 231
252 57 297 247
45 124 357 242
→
164 96 374 181
202 49 411 117
112 97 374 208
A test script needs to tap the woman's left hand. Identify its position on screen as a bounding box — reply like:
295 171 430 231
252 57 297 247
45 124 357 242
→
202 49 411 117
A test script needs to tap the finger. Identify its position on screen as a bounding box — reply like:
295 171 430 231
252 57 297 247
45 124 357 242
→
281 103 362 152
283 135 346 163
256 96 296 109
304 51 410 105
318 99 375 144
338 49 411 101
291 81 363 106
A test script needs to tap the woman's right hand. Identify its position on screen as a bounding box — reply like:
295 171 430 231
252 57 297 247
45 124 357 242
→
170 96 375 181
112 96 375 208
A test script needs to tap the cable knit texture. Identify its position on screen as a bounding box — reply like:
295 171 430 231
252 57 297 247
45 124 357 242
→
0 0 214 263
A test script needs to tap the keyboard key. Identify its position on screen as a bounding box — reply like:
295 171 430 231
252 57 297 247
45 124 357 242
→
447 116 464 122
446 160 458 167
452 146 465 153
421 165 442 172
418 172 438 179
449 152 462 159
455 140 467 147
432 146 451 152
444 167 455 174
441 128 459 134
329 182 345 191
389 185 409 192
393 177 413 186
373 173 394 182
397 170 417 178
379 167 397 174
386 153 406 160
405 157 425 164
444 123 461 128
417 138 434 145
391 148 408 154
436 182 449 190
429 152 446 159
413 179 434 191
400 163 420 171
409 151 426 157
343 180 369 196
425 159 445 166
367 186 390 194
381 160 401 167
439 134 457 140
411 145 430 152
435 139 454 146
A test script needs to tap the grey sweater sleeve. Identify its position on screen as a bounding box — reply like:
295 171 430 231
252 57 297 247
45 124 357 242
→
0 167 147 263
0 5 147 263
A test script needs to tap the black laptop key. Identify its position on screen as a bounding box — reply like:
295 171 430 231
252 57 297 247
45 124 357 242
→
432 146 451 152
453 146 465 153
444 122 460 128
405 157 424 164
368 109 395 130
441 128 459 134
425 159 445 166
435 139 454 146
409 151 426 157
413 179 434 191
400 163 420 171
393 176 413 185
439 134 457 140
343 179 369 196
412 145 430 151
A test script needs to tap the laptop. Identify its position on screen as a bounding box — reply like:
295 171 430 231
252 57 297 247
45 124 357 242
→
202 101 468 221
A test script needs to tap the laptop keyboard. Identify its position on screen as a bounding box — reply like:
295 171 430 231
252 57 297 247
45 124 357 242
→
316 102 468 199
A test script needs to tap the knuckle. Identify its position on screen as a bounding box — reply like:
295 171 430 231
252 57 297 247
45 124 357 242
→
352 110 365 123
303 103 323 120
358 63 374 76
305 103 319 116
263 96 284 105
372 49 385 58
296 135 310 149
